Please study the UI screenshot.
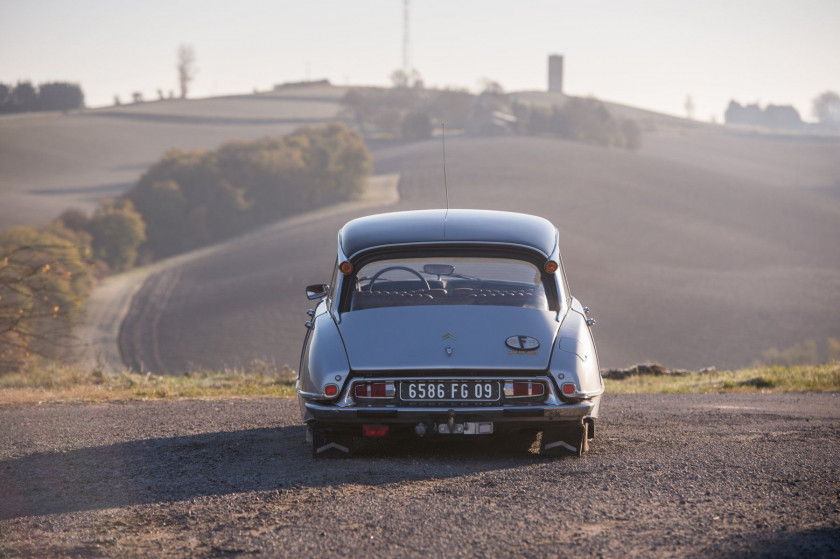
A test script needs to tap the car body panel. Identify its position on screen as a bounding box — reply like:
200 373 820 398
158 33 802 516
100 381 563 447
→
337 306 559 372
338 209 558 259
552 304 603 403
297 305 350 398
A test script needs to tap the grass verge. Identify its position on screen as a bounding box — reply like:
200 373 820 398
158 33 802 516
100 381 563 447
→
1 362 838 405
0 360 297 404
605 362 840 394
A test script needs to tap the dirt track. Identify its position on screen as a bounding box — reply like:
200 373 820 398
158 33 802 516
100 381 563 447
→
1 393 838 557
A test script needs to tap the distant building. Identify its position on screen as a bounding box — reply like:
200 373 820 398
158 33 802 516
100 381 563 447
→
548 55 564 93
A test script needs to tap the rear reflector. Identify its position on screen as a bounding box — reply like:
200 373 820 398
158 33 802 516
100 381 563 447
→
561 383 576 395
362 425 389 438
324 384 338 397
504 381 546 398
353 381 396 399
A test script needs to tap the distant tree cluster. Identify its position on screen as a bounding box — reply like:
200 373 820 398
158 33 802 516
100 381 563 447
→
812 91 840 129
342 86 473 141
513 98 642 150
0 81 84 113
126 122 371 259
0 122 370 373
724 100 803 130
342 81 642 150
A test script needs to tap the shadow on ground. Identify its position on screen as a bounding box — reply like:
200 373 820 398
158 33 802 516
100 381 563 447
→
0 425 552 520
723 527 840 558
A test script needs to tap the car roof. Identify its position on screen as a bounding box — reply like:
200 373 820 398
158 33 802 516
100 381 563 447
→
338 209 558 259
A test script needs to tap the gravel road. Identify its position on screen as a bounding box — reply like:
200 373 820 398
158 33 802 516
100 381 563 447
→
1 393 838 557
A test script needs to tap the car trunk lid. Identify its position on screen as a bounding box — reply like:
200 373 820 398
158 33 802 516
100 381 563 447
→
337 306 558 371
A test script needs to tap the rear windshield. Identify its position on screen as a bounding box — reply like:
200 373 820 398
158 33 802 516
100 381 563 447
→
347 256 550 311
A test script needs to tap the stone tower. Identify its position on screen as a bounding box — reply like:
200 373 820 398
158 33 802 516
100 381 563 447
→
548 54 564 93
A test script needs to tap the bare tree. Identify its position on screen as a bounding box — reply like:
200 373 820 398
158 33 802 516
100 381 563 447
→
176 44 197 99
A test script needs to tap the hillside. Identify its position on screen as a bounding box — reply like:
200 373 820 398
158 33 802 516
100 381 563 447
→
0 86 345 228
2 88 839 370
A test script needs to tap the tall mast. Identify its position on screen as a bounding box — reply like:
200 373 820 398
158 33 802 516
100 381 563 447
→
402 0 411 74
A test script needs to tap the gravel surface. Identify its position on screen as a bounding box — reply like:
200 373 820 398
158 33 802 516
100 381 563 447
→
1 394 838 557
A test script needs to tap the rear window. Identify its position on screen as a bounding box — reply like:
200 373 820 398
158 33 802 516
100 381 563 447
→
347 256 550 311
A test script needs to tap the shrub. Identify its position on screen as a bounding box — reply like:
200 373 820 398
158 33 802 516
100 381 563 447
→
56 208 90 232
761 340 819 367
342 88 472 138
514 98 641 150
87 199 147 271
0 227 92 372
402 111 433 140
127 122 371 260
827 337 840 362
37 82 85 111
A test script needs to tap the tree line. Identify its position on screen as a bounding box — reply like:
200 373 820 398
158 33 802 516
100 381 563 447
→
0 123 371 372
342 82 642 150
0 81 85 113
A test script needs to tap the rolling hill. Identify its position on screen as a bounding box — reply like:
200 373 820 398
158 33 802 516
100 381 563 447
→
2 87 838 370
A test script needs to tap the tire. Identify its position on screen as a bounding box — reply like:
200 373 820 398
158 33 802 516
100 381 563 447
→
311 424 354 459
540 422 589 457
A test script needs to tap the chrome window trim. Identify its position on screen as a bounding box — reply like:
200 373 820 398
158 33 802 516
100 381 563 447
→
336 242 567 317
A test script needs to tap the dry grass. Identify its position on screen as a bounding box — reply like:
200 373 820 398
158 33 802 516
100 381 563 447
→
605 362 840 394
0 359 297 404
2 361 838 405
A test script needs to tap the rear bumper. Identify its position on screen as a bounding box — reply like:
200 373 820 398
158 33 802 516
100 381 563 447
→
302 398 596 426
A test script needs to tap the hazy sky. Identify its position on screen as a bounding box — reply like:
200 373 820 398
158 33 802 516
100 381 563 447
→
1 0 838 120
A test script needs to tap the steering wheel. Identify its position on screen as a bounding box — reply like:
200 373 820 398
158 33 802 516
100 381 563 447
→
368 266 431 291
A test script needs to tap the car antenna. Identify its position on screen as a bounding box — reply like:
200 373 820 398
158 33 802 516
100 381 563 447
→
442 122 449 237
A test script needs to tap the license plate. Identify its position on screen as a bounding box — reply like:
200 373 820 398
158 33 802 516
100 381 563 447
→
399 381 500 402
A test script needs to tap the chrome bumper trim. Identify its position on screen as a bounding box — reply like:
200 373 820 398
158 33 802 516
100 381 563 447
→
303 400 594 422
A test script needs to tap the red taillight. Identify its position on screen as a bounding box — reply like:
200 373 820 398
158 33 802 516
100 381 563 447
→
324 384 338 397
371 382 387 397
505 381 546 398
362 424 389 438
562 383 576 395
353 381 395 399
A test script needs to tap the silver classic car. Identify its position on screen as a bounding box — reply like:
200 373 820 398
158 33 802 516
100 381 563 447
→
298 209 602 457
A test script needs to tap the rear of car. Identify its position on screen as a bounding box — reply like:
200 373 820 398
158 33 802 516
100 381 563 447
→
297 210 602 457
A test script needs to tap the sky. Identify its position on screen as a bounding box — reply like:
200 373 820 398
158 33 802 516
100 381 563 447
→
1 0 838 121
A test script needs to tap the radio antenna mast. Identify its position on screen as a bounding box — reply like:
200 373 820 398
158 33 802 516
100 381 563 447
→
442 122 449 235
